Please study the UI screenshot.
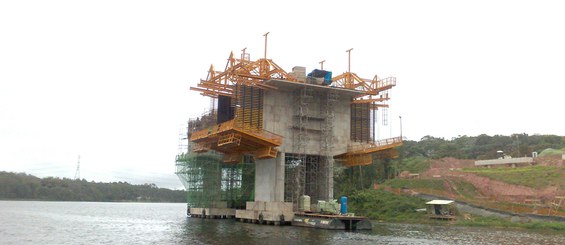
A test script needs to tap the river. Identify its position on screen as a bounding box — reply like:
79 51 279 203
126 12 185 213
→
1 201 563 244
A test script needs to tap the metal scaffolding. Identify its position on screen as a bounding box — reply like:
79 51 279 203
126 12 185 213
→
175 151 255 209
320 90 338 200
285 87 314 205
284 88 339 205
183 36 403 213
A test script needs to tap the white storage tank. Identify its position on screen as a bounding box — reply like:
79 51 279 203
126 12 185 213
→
298 195 311 212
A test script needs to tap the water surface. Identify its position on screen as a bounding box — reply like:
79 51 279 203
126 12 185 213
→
1 201 563 244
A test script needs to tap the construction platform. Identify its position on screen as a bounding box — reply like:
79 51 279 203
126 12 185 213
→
235 201 294 225
190 119 283 162
292 212 372 231
335 137 403 167
186 201 372 231
188 207 236 219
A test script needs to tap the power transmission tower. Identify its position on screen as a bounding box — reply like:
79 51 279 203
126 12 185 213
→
74 155 80 180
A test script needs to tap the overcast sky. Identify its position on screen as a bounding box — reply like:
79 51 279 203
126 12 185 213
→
1 1 564 189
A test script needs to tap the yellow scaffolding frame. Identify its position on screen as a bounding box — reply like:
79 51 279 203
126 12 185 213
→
335 137 403 167
189 36 400 163
190 119 282 161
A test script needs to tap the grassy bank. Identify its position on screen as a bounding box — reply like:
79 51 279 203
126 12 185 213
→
384 178 444 191
347 189 428 223
347 189 565 231
458 215 565 231
462 165 565 189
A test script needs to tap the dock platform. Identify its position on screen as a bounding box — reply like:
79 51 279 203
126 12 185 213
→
188 207 235 219
292 212 372 230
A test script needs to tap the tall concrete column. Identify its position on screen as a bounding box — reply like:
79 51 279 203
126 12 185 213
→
254 153 285 202
275 152 285 202
255 158 275 201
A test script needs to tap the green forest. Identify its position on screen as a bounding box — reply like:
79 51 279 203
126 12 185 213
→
400 133 565 160
0 171 186 202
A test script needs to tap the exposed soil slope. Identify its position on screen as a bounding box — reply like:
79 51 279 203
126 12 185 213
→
415 157 565 216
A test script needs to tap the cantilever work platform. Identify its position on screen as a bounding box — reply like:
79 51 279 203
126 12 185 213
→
190 119 283 162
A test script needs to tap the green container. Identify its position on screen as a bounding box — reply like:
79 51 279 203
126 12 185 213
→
317 200 339 214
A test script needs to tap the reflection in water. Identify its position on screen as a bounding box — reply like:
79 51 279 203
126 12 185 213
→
178 217 361 244
178 218 565 245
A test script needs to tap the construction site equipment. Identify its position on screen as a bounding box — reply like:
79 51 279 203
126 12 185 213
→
298 195 311 212
313 199 340 215
340 196 348 215
426 200 458 220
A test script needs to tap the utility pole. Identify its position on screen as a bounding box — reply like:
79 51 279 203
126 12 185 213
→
241 47 247 60
74 155 80 180
263 32 270 59
346 48 353 72
399 116 403 139
515 135 521 157
398 116 403 178
319 60 325 70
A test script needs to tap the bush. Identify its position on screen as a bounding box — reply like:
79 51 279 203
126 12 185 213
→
457 215 565 231
347 189 427 222
539 148 565 157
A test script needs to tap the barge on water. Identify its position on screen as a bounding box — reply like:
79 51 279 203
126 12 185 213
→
292 212 372 231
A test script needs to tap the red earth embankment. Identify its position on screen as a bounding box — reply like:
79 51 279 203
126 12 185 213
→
415 157 565 216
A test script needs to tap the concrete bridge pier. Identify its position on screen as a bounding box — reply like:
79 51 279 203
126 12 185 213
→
236 152 294 224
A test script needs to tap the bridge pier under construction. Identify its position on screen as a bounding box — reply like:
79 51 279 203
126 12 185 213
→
176 36 402 229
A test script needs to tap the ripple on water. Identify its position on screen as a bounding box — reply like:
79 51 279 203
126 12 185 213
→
1 201 564 244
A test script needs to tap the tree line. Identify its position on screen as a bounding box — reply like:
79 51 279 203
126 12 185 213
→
0 171 186 202
401 133 565 160
334 134 565 197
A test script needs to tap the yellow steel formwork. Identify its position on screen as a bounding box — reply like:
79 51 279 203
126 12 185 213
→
190 52 295 99
190 52 396 108
335 137 403 167
189 38 400 164
190 119 282 162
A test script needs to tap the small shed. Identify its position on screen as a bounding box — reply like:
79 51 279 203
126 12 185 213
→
426 200 457 220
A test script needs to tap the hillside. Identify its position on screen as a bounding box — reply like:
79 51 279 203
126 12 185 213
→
0 171 186 202
382 156 565 217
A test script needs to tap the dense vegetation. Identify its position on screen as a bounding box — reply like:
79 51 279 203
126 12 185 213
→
401 133 565 160
348 189 427 222
335 133 565 197
0 171 186 202
457 216 565 231
347 189 565 231
335 134 565 230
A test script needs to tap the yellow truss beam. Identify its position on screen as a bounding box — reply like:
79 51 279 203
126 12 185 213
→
191 50 397 108
190 52 296 98
331 72 396 106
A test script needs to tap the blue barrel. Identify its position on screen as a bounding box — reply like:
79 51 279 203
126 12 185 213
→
340 196 347 214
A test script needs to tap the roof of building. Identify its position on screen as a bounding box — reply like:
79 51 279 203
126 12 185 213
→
475 157 534 166
426 200 454 205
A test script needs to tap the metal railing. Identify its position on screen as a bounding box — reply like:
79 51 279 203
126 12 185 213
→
190 119 283 146
347 136 403 153
376 77 396 89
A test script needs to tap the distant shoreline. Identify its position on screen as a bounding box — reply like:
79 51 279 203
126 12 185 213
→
0 171 186 203
0 199 185 203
